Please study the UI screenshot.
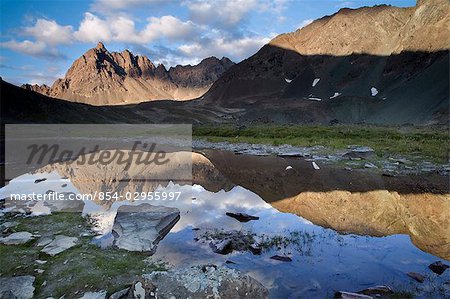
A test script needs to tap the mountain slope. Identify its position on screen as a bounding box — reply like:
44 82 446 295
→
202 0 449 125
31 42 234 105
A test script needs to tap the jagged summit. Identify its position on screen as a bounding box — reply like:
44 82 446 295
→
28 43 234 105
96 41 106 50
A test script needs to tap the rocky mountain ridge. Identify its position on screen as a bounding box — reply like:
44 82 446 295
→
24 42 234 105
202 0 449 125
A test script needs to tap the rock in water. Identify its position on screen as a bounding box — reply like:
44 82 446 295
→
41 235 78 256
210 239 233 255
112 204 180 253
135 265 268 298
225 212 259 222
270 255 292 262
428 261 449 275
335 291 373 299
358 285 393 296
0 232 36 245
0 276 35 299
407 272 425 283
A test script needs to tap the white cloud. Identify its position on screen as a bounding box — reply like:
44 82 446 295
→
299 19 313 29
1 40 48 56
142 16 197 41
186 0 258 28
23 19 73 46
74 13 197 44
179 35 271 62
74 12 113 43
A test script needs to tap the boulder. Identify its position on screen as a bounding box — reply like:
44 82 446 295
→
0 232 36 245
0 276 35 299
133 265 268 299
41 235 78 256
112 204 180 253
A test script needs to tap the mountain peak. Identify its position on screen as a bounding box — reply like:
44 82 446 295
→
96 41 106 50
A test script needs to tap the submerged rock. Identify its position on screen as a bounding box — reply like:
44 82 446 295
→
41 235 78 256
428 261 449 275
407 271 425 283
204 230 262 255
0 231 36 245
0 276 35 299
136 265 268 299
358 285 393 296
335 291 373 299
112 204 180 253
270 255 292 262
210 239 233 255
225 212 259 222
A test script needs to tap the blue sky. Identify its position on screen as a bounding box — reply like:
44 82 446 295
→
0 0 415 86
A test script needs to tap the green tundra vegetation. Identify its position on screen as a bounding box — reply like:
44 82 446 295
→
193 125 449 162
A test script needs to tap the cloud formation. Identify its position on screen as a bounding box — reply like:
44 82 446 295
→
73 13 197 44
1 0 283 66
23 19 73 46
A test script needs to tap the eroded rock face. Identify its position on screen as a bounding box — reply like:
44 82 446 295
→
29 42 234 105
112 204 180 253
0 276 35 299
21 83 51 96
130 265 268 299
202 1 449 125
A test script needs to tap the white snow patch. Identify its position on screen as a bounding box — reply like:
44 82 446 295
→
285 78 292 83
312 78 320 87
330 92 341 99
371 87 378 96
312 162 320 170
308 97 322 101
285 166 293 170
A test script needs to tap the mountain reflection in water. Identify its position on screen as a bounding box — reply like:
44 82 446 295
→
0 150 449 298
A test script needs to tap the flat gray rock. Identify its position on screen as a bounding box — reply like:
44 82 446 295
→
112 204 180 253
136 265 268 299
0 275 35 299
0 232 35 245
41 235 78 256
